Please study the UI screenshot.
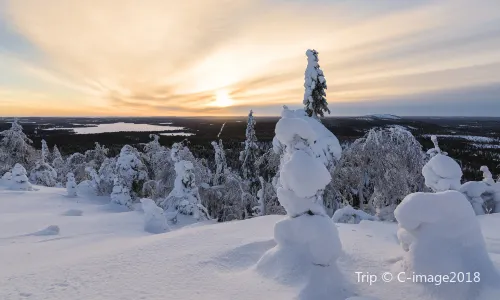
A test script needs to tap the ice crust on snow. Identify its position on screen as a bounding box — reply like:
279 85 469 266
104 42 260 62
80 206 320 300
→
395 190 499 300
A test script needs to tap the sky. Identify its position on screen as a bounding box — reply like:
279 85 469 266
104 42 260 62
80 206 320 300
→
1 0 500 117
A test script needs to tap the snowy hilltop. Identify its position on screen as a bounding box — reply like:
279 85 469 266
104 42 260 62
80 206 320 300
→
2 50 500 300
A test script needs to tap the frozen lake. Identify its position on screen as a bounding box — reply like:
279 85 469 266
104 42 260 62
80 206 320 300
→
44 122 187 134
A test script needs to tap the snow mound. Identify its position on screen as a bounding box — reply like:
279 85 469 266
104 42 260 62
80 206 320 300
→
332 205 377 224
422 154 462 191
140 198 169 234
395 191 499 299
460 181 489 215
31 225 60 236
1 171 12 181
346 297 381 300
62 209 83 216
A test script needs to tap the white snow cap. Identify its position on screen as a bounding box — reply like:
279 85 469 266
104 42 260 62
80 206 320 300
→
332 205 377 224
395 190 499 299
274 107 341 216
10 163 33 191
422 136 462 192
480 166 495 185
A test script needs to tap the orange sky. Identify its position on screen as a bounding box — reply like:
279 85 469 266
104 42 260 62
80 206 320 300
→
1 0 500 116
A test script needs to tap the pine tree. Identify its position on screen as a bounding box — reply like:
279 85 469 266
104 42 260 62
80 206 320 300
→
0 118 35 173
66 172 77 197
211 140 228 185
239 110 259 181
41 139 50 163
303 49 330 119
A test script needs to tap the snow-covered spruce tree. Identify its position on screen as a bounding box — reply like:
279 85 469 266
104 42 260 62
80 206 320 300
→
395 191 499 300
66 172 77 197
51 145 65 185
459 165 500 215
141 135 173 200
9 163 33 191
29 139 58 187
254 147 285 215
256 107 347 300
140 198 169 234
65 153 87 183
211 140 228 185
0 118 35 173
110 177 133 207
240 110 259 182
303 49 330 120
85 157 117 196
331 126 426 220
115 145 148 198
160 159 209 221
41 139 50 163
422 135 462 192
84 142 109 170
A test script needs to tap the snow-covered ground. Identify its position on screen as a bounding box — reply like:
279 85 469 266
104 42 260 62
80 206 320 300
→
423 134 498 143
1 181 500 300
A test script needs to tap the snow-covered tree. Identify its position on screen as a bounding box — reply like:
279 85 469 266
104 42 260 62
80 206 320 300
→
240 110 259 182
303 49 330 119
140 198 169 234
41 139 50 163
257 107 346 300
65 153 87 183
66 172 77 197
84 142 109 170
422 135 462 192
111 177 132 207
115 145 148 197
211 140 228 185
395 190 499 300
332 126 426 220
51 145 65 184
160 160 209 221
30 160 57 187
480 165 495 185
0 118 35 173
1 171 12 182
10 163 33 191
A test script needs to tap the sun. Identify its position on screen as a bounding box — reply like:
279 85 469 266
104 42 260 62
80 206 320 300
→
212 90 234 107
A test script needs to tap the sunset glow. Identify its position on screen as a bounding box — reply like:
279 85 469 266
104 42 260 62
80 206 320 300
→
1 0 500 116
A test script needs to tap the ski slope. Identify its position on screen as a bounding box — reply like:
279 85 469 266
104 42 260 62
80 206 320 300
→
1 181 500 300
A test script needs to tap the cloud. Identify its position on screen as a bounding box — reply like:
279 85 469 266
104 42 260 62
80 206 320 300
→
2 0 500 116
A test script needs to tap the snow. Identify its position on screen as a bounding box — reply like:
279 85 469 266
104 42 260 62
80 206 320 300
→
423 134 498 143
368 114 401 120
10 163 33 191
474 143 500 149
43 122 186 134
422 154 462 191
2 184 500 299
394 190 499 300
31 225 60 236
140 198 169 234
332 205 377 224
160 132 195 136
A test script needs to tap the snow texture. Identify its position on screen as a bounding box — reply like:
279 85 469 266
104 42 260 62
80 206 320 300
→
332 205 377 224
31 225 60 236
110 177 133 207
395 190 499 300
140 198 169 234
10 163 33 191
62 209 83 216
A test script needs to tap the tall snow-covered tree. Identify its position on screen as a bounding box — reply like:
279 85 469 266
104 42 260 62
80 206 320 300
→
115 145 148 198
66 172 77 197
160 160 209 221
332 126 426 220
65 153 87 183
41 139 50 163
211 140 228 185
111 177 132 207
303 49 330 119
84 142 109 170
51 145 65 184
240 110 259 182
0 118 35 173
